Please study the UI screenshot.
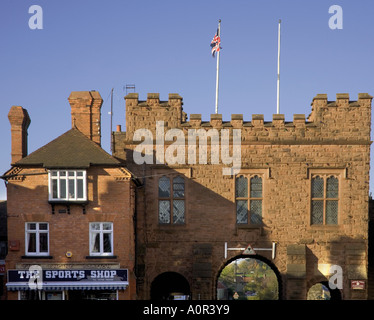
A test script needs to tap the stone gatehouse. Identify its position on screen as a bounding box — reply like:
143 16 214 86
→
113 92 372 300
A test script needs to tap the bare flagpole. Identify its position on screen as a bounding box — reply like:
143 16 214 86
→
215 19 221 114
110 87 113 152
277 19 281 114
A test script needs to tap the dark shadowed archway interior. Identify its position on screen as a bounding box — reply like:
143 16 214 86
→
151 272 191 300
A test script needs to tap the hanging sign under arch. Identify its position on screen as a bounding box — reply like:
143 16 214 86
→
224 242 276 260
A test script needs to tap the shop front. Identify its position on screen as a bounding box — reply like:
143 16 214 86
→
6 268 128 300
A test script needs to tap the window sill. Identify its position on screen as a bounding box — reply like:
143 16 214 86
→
48 200 88 205
309 224 340 230
157 223 187 229
85 255 118 259
236 224 263 229
22 255 53 259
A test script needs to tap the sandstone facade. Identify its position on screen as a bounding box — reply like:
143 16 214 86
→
113 92 372 300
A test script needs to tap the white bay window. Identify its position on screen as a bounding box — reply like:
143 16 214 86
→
49 170 86 202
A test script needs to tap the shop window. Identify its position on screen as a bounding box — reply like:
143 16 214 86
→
235 175 263 225
311 175 339 225
49 170 86 202
25 222 49 256
89 222 113 256
158 175 185 224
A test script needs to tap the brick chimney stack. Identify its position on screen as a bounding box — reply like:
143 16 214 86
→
68 91 103 146
8 106 31 165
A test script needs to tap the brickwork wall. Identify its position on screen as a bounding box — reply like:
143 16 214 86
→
114 92 372 300
5 166 136 300
68 90 103 146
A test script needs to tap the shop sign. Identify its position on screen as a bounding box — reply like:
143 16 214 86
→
8 268 128 283
350 280 365 290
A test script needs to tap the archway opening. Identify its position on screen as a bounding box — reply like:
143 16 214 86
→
307 281 342 300
217 255 280 300
150 272 190 300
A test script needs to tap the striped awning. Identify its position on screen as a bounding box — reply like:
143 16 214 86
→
6 281 128 291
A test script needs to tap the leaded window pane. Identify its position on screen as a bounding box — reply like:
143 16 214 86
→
173 200 185 224
250 200 262 224
159 200 170 224
173 176 185 198
326 177 339 198
236 200 248 224
326 200 338 224
312 177 324 198
236 176 248 198
250 176 262 198
158 177 170 198
311 200 324 224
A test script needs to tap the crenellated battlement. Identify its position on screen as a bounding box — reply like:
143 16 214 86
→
121 92 372 144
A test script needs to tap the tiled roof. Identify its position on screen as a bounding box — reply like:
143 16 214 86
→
15 128 122 168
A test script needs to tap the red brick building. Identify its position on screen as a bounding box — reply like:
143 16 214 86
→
113 92 372 300
4 91 138 300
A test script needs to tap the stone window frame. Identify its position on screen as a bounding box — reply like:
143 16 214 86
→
234 168 269 228
308 168 345 226
158 175 186 225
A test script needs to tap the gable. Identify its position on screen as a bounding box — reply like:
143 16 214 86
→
14 128 121 169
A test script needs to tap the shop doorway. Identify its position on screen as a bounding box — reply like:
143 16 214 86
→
217 255 281 300
150 272 190 300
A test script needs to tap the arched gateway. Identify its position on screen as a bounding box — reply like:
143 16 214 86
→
216 255 282 300
151 272 191 300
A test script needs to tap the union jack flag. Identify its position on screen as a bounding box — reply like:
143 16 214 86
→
210 30 221 57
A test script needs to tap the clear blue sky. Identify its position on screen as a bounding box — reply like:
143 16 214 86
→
1 0 373 200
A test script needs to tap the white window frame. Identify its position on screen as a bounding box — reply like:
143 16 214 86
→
89 222 114 256
25 222 49 256
48 170 87 202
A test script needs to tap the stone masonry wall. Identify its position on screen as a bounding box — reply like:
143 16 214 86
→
114 92 372 300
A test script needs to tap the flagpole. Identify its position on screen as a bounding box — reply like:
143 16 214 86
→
277 19 281 114
215 19 221 114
